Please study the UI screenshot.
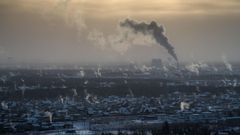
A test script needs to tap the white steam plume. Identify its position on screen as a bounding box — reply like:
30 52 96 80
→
88 24 156 55
180 102 190 111
222 55 233 72
44 111 53 123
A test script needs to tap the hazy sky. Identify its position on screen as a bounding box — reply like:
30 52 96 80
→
0 0 240 64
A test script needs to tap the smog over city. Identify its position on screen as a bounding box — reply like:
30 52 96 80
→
0 0 240 134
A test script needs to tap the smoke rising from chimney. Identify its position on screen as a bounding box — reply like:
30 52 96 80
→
120 19 178 62
222 55 233 72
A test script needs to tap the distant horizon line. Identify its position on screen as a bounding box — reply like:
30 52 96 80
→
0 61 238 67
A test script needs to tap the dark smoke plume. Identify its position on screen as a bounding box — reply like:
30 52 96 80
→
120 19 178 61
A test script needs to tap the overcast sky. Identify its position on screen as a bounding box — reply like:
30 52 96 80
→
0 0 240 64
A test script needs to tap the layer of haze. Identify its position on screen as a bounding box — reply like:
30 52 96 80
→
0 0 240 64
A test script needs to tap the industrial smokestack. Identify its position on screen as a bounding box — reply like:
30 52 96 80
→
120 19 178 62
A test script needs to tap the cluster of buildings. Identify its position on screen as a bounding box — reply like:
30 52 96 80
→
0 63 239 134
0 88 239 133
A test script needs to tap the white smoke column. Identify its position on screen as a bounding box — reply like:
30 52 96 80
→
180 102 190 111
84 89 91 103
233 79 238 87
98 67 102 77
128 88 134 97
198 62 209 69
88 30 107 50
59 96 64 104
140 65 152 73
84 80 88 85
44 111 53 123
22 89 25 97
84 89 99 104
41 0 87 36
19 82 26 97
186 62 208 76
109 27 155 55
163 65 169 72
69 9 87 34
72 89 78 96
92 96 99 104
79 70 85 78
1 101 8 110
222 55 233 72
94 66 102 78
88 26 156 55
213 67 219 72
186 63 200 76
